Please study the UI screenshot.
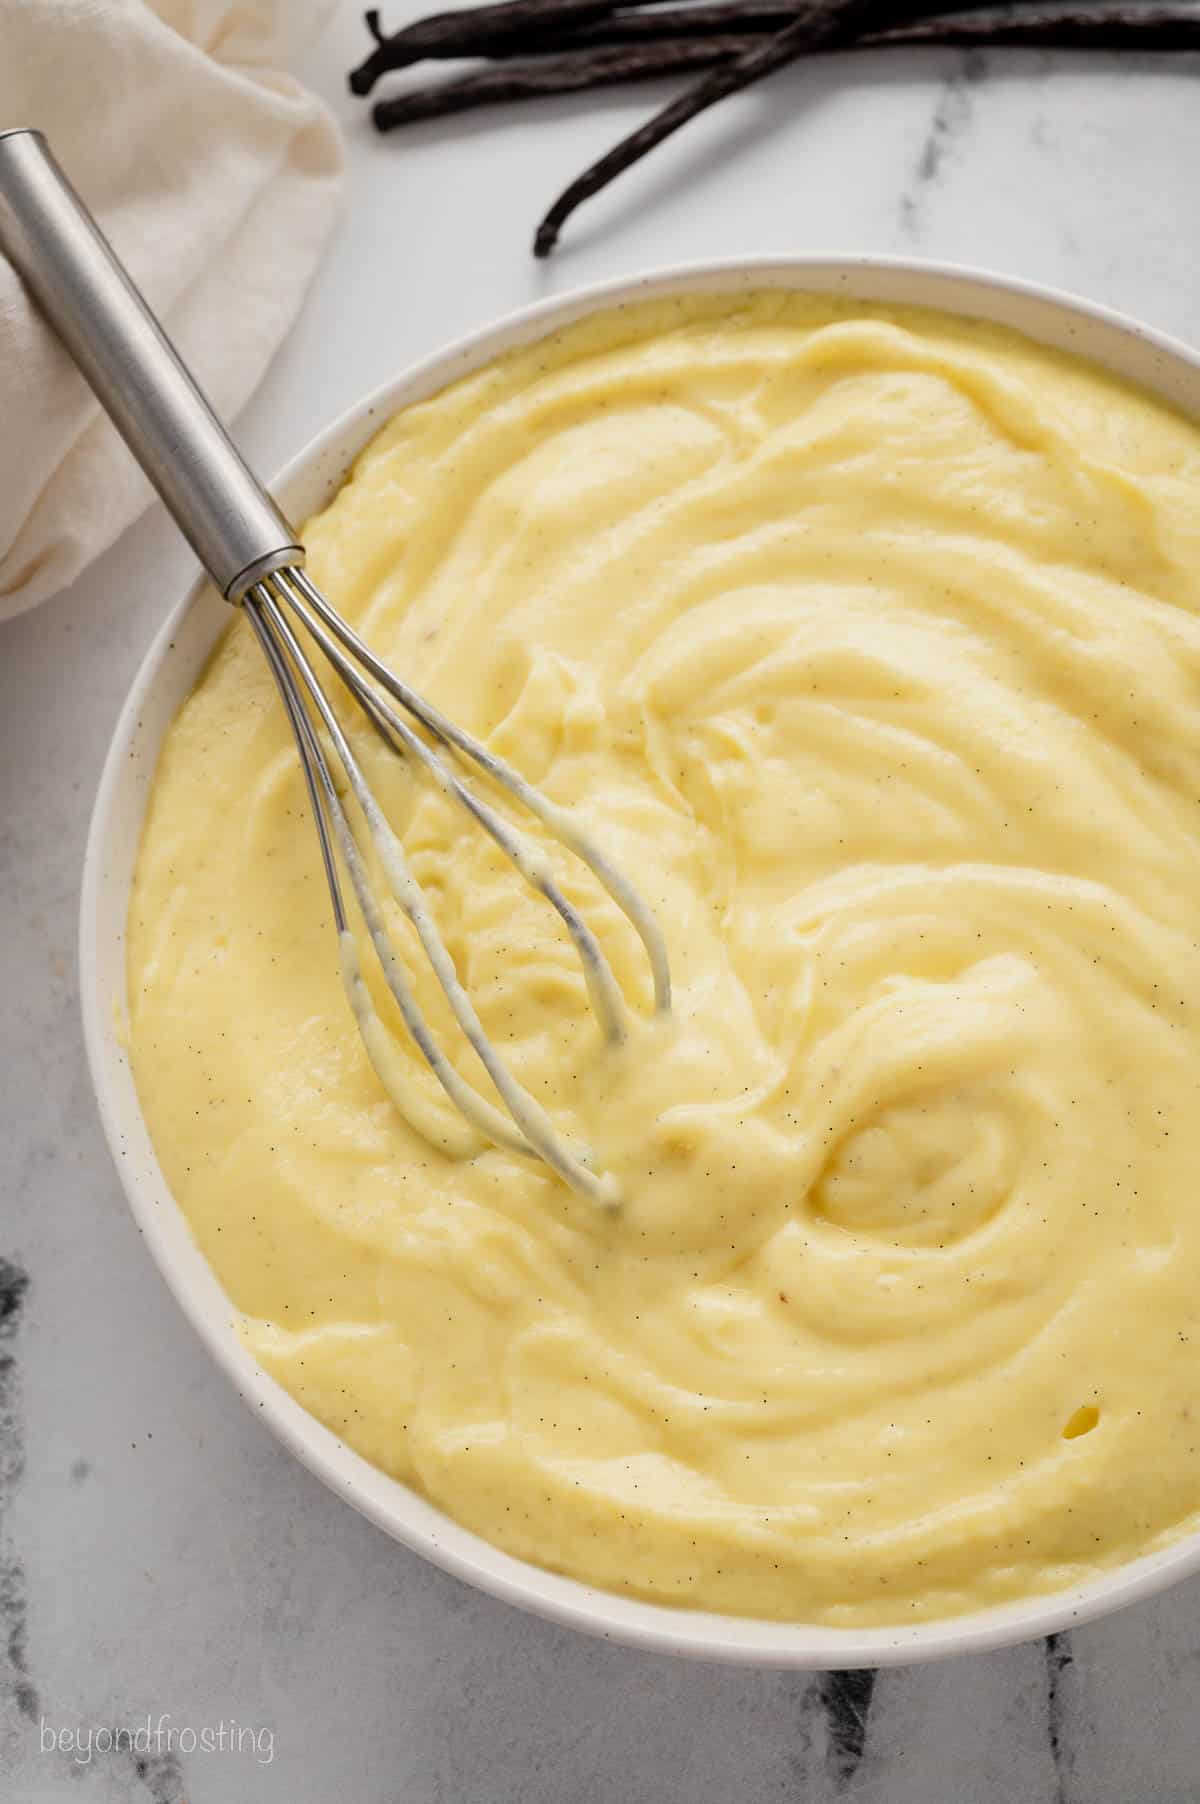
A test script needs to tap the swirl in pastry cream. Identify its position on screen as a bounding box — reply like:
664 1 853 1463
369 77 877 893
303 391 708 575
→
128 292 1200 1624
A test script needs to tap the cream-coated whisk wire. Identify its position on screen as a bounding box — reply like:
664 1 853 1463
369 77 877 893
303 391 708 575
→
244 569 670 1204
0 128 670 1205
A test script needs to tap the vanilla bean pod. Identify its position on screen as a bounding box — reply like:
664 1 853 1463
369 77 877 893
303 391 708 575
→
353 0 1200 254
354 0 1054 75
351 0 688 90
488 0 1198 51
532 0 1200 251
373 0 1200 126
880 0 1200 45
372 37 759 126
499 2 798 49
530 0 894 254
499 1 1200 60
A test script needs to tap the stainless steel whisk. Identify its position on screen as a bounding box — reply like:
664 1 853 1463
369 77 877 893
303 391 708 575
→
0 129 670 1203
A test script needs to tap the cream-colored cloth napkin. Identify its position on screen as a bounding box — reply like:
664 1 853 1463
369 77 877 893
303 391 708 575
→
0 0 343 617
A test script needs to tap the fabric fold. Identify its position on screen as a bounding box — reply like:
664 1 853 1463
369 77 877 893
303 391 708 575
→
0 0 343 617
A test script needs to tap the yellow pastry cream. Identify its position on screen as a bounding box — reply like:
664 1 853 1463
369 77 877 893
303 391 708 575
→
128 292 1200 1625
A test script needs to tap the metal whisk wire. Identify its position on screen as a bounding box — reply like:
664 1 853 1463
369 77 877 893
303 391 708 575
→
244 566 669 1204
0 129 671 1207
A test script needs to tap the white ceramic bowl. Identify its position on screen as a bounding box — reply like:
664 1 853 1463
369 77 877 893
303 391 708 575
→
81 257 1200 1666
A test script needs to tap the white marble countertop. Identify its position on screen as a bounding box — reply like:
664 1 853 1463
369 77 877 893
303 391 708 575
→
5 11 1200 1800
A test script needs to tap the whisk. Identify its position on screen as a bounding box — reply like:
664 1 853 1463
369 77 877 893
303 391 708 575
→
0 129 670 1204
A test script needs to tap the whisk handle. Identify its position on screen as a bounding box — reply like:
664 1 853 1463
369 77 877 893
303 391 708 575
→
0 129 301 602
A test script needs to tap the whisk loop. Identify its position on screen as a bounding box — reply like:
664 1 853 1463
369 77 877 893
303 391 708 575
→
245 568 670 1204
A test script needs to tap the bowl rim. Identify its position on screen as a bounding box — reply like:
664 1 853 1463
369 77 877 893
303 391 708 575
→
81 251 1200 1667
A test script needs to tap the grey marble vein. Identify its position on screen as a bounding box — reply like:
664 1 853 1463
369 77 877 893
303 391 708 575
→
1044 1634 1076 1804
0 1261 34 1744
899 50 989 241
817 1668 878 1789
